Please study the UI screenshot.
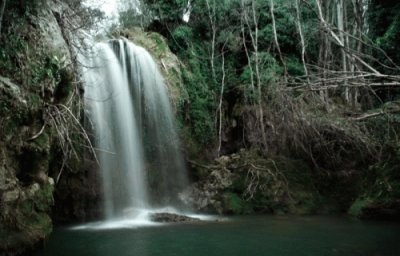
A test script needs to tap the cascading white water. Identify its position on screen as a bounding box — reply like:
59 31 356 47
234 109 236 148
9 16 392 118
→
83 38 188 223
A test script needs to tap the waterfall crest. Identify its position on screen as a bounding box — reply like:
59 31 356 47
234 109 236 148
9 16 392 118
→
83 39 188 222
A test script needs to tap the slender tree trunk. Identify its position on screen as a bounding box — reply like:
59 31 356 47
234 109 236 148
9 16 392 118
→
251 0 267 150
351 0 361 108
335 0 350 103
205 0 217 84
241 0 255 95
270 0 287 79
295 0 309 86
241 16 255 99
217 49 226 157
317 0 332 105
0 0 7 38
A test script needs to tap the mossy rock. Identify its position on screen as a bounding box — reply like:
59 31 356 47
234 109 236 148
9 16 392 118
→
116 28 188 111
1 183 54 254
348 198 373 217
0 213 52 254
223 192 252 215
349 150 400 220
349 198 400 220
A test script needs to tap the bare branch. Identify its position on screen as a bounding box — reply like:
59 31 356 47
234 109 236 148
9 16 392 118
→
352 109 400 121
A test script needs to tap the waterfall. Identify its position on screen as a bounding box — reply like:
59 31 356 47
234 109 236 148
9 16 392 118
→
83 39 188 222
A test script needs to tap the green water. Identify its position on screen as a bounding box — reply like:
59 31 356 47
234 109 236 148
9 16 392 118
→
36 216 400 256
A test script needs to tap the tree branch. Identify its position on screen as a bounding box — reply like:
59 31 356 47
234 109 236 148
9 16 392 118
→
352 109 400 121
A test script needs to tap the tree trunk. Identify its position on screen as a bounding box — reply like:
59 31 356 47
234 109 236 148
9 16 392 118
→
335 0 350 103
270 0 287 79
205 0 217 84
295 0 310 86
217 49 226 157
241 15 255 97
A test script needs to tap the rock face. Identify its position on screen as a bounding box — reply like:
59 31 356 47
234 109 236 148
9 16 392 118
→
0 75 55 255
149 213 200 223
0 1 98 255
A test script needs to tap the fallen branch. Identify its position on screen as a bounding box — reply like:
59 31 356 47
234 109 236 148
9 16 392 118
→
352 109 400 121
187 159 218 170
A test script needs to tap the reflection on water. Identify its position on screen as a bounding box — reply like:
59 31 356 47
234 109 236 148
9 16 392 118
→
36 216 400 256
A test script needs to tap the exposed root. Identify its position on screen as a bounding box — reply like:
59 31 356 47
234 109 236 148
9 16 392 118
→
44 87 99 184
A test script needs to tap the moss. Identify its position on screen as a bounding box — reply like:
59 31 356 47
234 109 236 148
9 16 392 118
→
0 20 28 78
26 212 52 235
1 184 54 253
0 100 11 116
348 198 373 217
34 184 54 212
290 191 320 214
149 32 168 55
33 133 50 149
54 68 74 103
348 149 400 219
30 94 42 109
223 192 252 214
19 186 53 229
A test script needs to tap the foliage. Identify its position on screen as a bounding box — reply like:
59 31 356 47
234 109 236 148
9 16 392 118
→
180 58 217 145
224 192 252 214
119 7 150 29
365 148 400 202
171 25 194 50
142 0 188 35
368 0 400 72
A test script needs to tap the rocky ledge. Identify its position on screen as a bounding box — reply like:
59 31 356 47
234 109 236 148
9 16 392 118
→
149 213 201 223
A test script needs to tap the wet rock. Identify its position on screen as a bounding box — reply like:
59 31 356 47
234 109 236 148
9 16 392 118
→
0 76 27 106
26 183 40 197
149 212 200 223
2 190 20 203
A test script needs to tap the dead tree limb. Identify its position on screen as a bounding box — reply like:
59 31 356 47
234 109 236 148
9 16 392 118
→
352 109 400 121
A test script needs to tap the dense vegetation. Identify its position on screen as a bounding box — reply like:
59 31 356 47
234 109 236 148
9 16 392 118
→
116 0 400 217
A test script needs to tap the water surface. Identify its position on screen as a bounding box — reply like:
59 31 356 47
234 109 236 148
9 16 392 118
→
36 216 400 256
